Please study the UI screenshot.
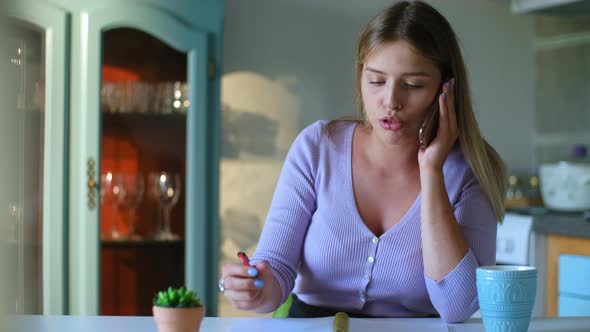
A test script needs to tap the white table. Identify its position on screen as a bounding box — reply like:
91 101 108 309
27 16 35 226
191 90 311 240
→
8 315 590 332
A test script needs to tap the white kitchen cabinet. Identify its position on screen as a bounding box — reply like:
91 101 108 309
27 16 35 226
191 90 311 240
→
1 0 68 314
531 15 590 165
511 0 590 14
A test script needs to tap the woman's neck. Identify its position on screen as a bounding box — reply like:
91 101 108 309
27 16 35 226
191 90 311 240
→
357 126 420 178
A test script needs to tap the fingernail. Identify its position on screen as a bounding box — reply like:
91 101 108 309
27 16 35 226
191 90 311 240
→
442 92 446 99
248 268 258 277
445 82 450 90
254 279 264 288
451 78 456 85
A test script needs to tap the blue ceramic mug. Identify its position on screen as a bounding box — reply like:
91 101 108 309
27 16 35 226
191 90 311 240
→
476 265 537 332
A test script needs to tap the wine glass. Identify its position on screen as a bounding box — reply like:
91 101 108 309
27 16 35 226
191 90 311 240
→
100 171 122 240
149 172 181 240
114 173 144 240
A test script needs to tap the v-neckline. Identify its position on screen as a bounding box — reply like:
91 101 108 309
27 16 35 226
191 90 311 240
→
346 123 422 239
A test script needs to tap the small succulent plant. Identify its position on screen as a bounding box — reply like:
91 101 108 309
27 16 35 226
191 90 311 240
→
153 286 201 308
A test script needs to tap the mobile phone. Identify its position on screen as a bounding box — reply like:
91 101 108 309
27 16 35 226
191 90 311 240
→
418 98 440 151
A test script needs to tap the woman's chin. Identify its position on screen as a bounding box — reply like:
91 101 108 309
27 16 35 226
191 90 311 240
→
376 130 420 148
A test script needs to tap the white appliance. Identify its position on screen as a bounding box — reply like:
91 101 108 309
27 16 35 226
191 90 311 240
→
496 212 547 317
539 162 590 212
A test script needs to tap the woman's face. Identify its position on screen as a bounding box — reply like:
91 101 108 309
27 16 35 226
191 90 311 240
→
361 40 443 147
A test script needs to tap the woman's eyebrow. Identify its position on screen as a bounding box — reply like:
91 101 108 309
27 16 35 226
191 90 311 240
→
364 67 387 75
364 67 431 78
402 72 431 77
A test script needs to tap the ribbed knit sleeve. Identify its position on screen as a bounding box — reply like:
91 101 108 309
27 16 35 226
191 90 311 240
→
250 121 321 307
424 169 497 323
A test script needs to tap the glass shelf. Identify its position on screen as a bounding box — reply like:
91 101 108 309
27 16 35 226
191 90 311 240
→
101 238 184 246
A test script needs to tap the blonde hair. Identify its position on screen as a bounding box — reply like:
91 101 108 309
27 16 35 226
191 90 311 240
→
332 1 506 221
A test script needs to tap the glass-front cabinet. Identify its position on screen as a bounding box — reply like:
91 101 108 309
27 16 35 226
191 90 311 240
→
68 0 223 316
97 28 194 315
1 0 68 315
3 0 223 316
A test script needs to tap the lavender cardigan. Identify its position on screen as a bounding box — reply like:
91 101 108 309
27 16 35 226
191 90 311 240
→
250 120 497 323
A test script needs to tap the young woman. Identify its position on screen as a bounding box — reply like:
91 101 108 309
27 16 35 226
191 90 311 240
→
219 1 506 323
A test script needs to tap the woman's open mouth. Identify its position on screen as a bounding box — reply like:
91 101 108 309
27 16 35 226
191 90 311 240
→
380 117 403 131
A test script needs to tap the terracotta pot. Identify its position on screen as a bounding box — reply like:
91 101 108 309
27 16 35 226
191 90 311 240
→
153 305 205 332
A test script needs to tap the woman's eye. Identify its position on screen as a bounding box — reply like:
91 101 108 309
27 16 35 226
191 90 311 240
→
404 83 421 89
369 81 385 86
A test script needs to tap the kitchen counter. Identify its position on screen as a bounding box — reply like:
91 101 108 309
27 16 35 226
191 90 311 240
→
8 315 590 332
506 207 590 238
531 211 590 238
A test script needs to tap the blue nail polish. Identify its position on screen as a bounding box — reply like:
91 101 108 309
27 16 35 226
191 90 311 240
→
254 279 264 288
248 268 258 277
442 92 446 99
445 82 450 90
451 78 456 85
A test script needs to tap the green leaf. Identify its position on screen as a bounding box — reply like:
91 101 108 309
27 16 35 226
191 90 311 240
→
154 286 201 308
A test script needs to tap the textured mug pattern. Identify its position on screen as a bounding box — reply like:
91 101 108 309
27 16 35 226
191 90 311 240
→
476 266 537 332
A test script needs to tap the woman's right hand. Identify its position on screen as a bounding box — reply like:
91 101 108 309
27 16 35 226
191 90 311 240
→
221 260 281 313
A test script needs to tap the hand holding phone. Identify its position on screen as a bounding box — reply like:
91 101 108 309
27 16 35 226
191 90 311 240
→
418 99 440 151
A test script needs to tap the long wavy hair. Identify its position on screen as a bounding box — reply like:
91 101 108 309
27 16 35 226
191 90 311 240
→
330 1 506 221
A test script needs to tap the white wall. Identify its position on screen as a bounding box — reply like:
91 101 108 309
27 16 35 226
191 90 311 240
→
435 1 536 175
222 0 536 174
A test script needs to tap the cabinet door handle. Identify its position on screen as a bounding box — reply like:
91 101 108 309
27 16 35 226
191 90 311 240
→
87 158 98 209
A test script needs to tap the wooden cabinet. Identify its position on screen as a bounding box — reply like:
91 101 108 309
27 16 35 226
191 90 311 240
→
546 234 590 316
100 240 184 315
4 0 223 316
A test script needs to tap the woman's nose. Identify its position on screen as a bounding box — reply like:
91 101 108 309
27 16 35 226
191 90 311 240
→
384 86 403 110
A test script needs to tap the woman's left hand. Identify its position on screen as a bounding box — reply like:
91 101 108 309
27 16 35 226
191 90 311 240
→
418 79 459 171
